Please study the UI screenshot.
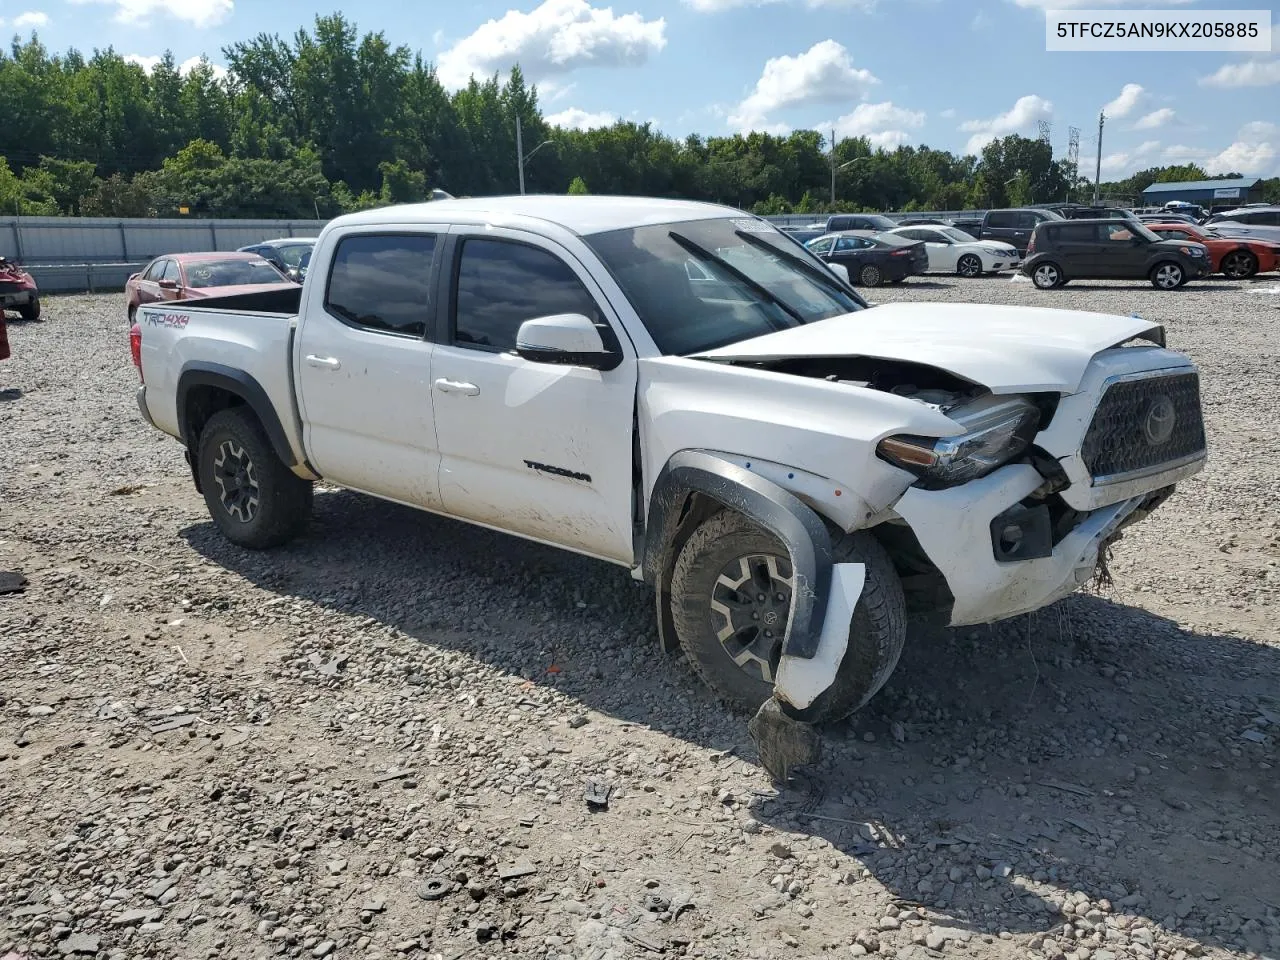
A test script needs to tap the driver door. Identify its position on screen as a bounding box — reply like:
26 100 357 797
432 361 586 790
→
428 228 638 564
918 229 956 271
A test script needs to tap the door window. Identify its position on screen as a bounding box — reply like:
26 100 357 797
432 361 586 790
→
1015 212 1040 229
807 237 834 256
161 260 182 283
987 211 1015 228
1056 224 1096 243
142 260 165 281
452 238 602 352
1102 223 1137 242
324 234 437 337
835 236 867 251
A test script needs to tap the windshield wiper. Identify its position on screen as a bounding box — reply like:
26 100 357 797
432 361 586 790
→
667 231 805 327
734 229 866 306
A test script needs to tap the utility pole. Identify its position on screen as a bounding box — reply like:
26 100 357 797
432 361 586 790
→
516 114 526 196
1093 111 1104 205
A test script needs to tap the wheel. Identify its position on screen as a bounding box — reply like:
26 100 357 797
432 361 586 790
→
859 264 883 287
17 297 40 322
1150 261 1184 290
1220 249 1258 280
196 407 312 549
957 254 983 278
1031 262 1063 289
669 510 906 722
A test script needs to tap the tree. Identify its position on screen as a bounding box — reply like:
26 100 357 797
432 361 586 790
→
25 157 100 215
379 158 426 204
567 176 589 195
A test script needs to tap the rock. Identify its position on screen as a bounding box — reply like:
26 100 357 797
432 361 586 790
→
58 933 100 955
111 908 159 927
769 842 794 859
27 705 55 716
878 916 901 931
312 940 335 957
854 929 881 953
326 859 347 874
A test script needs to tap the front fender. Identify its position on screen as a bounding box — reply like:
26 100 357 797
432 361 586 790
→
643 449 834 661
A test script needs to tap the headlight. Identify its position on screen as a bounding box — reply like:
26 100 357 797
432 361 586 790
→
1181 245 1205 257
877 397 1041 489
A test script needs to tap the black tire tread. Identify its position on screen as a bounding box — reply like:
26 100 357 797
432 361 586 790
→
197 407 312 549
669 509 906 723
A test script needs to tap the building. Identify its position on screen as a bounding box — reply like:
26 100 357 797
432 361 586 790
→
1141 177 1262 209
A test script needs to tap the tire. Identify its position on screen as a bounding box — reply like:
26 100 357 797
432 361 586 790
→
1031 262 1063 289
1220 249 1257 280
17 297 40 322
1150 261 1183 290
669 510 906 723
196 407 312 549
859 264 883 287
957 254 983 278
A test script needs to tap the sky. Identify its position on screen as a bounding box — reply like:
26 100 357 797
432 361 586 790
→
1 0 1277 179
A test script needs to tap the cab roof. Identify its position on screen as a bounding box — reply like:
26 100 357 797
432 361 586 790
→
331 195 745 237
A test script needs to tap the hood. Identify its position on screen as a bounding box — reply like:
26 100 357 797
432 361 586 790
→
691 301 1162 394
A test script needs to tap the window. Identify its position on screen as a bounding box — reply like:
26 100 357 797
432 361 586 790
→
142 260 166 281
453 239 601 352
324 234 437 337
1161 229 1192 241
986 211 1015 228
184 259 285 288
1056 224 1096 244
1015 212 1042 229
1102 223 1136 242
807 237 834 256
835 236 864 251
161 260 182 283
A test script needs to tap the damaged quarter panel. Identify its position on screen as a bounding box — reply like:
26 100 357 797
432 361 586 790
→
637 355 962 529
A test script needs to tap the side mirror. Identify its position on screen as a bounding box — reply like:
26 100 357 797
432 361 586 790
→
515 314 622 371
158 279 179 290
827 262 851 284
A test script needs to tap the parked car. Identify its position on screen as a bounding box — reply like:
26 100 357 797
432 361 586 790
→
1021 218 1209 290
895 217 949 227
888 225 1020 277
128 195 1206 746
126 252 296 320
805 231 928 286
976 207 1065 254
778 226 827 246
0 257 40 321
1203 206 1280 243
825 213 898 233
1145 222 1280 279
238 238 318 282
1139 213 1199 226
1058 206 1139 222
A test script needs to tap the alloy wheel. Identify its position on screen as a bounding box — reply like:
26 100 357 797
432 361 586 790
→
1154 264 1182 289
709 553 794 684
213 439 260 523
1033 264 1060 289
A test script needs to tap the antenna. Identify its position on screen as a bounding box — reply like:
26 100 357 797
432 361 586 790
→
1066 126 1081 202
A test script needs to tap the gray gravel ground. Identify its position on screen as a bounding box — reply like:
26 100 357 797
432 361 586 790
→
1 275 1278 960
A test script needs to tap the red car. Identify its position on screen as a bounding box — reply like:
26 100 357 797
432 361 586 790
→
125 252 295 320
1146 222 1280 279
0 257 40 321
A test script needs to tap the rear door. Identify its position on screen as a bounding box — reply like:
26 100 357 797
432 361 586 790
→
293 229 444 508
1051 223 1102 275
428 228 638 564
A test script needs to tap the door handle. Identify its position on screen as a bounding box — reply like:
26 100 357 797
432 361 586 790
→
434 378 480 396
306 355 341 371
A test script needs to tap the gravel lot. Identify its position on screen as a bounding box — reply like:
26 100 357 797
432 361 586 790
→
2 275 1278 960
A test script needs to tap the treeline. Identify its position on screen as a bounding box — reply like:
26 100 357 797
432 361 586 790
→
1 16 1276 219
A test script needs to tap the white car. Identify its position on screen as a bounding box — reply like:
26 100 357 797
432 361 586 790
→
889 225 1021 277
129 196 1206 771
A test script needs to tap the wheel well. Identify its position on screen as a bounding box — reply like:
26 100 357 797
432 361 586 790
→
867 520 954 623
184 385 249 451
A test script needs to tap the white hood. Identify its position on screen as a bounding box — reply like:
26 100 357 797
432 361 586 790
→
692 302 1161 394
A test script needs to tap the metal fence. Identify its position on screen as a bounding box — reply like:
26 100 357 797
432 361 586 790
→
2 216 329 293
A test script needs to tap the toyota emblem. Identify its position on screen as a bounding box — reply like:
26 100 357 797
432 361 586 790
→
763 611 780 626
1143 396 1176 445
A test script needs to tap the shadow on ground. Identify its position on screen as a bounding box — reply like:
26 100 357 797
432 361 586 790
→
182 489 1279 955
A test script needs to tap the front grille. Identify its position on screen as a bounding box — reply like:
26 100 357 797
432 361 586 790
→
1081 372 1205 483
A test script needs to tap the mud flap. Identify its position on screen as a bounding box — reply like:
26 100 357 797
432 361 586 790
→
748 562 866 783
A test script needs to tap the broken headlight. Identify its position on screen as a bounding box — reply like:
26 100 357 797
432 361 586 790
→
877 396 1041 489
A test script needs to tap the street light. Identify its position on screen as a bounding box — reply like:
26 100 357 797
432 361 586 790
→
515 114 557 195
831 155 870 207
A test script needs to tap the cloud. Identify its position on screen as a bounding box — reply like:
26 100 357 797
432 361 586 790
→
126 53 227 80
959 94 1053 154
1205 121 1279 176
729 40 878 131
833 101 925 149
70 0 232 27
546 106 616 130
436 0 666 90
1200 25 1280 87
1100 139 1162 176
13 10 49 27
939 108 956 119
1133 107 1175 130
1010 0 1194 7
538 78 577 103
1102 83 1144 118
685 0 874 10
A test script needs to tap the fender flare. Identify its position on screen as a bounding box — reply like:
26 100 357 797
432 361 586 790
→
642 449 833 661
176 362 298 469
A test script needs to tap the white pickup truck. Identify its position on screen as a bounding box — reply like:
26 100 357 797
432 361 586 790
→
131 196 1206 738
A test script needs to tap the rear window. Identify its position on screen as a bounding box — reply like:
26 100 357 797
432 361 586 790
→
1055 224 1097 243
184 259 282 288
324 233 437 337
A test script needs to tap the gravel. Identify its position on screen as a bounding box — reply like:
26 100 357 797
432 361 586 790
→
1 277 1278 960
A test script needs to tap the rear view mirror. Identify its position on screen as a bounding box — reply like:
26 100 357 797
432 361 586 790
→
516 314 622 371
827 262 851 284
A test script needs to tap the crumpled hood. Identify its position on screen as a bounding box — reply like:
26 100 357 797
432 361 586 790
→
691 301 1161 394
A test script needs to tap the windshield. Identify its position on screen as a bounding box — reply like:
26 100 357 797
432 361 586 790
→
856 215 897 231
585 217 865 355
275 243 314 268
185 259 286 288
940 227 977 242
